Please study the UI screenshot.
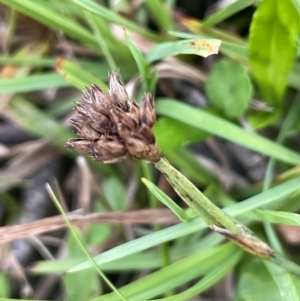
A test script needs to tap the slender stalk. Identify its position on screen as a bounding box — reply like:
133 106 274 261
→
46 184 128 301
154 156 241 233
153 156 275 260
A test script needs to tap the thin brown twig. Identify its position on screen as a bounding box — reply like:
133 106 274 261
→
0 209 180 244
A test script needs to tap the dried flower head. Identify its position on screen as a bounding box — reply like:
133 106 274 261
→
67 72 161 163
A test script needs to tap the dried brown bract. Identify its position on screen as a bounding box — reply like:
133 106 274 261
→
67 72 161 163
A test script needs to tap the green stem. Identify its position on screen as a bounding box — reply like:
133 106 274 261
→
153 156 275 260
154 157 241 234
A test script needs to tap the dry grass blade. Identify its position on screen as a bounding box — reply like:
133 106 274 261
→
0 209 179 244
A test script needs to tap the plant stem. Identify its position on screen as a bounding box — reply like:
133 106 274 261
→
153 156 275 260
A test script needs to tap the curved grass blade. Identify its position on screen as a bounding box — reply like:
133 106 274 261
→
202 0 256 27
124 29 156 93
147 39 221 62
144 0 173 31
70 0 160 41
92 243 238 301
247 209 300 226
0 0 97 48
142 178 191 222
46 184 128 301
56 58 107 90
0 72 69 94
6 96 72 150
151 249 242 301
0 56 55 67
69 176 300 272
156 99 300 165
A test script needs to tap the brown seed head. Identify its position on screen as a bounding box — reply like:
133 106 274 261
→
67 71 161 163
66 139 92 156
92 137 128 163
139 93 156 128
89 84 112 116
109 71 129 110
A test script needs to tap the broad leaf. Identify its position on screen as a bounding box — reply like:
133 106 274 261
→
235 259 300 301
205 58 253 117
249 0 299 105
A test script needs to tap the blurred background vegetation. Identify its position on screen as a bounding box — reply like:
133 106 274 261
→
1 0 300 300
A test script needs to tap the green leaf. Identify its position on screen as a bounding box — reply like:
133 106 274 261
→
202 0 256 27
291 0 300 14
205 58 253 117
166 31 248 64
154 117 209 150
247 110 280 130
249 0 299 105
235 259 300 301
220 41 248 64
147 39 222 62
156 99 300 165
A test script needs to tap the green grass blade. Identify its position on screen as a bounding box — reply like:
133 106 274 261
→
202 0 256 26
92 243 238 301
0 0 97 48
156 99 300 165
46 184 128 301
70 0 161 41
124 29 150 91
247 209 300 226
6 96 72 150
151 249 242 301
0 56 55 67
142 178 191 222
147 39 221 62
56 58 107 90
0 72 69 93
154 157 241 234
144 0 174 31
69 176 300 272
84 11 117 71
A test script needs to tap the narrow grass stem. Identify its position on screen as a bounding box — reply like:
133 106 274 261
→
153 156 275 260
45 183 128 301
154 156 241 233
